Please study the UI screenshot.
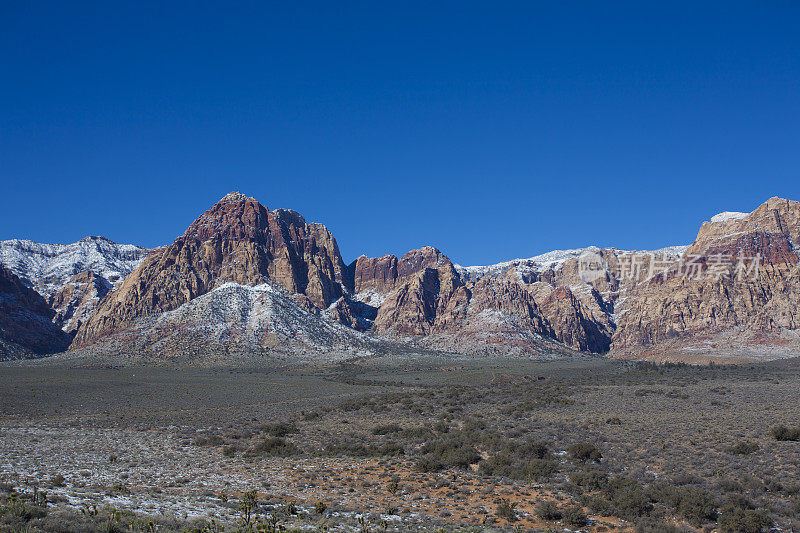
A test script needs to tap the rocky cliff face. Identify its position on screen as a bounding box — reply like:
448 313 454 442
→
8 191 798 361
48 270 112 334
73 192 349 346
611 198 800 358
538 286 613 353
371 247 465 336
0 265 72 358
0 236 152 333
351 246 612 354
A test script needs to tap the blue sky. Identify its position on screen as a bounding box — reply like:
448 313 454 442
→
1 2 798 265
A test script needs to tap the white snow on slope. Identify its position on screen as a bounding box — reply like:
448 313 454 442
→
0 236 153 298
653 245 690 256
158 282 376 354
455 245 688 282
710 211 748 223
455 247 597 282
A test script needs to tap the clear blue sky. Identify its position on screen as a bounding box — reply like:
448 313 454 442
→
1 2 798 265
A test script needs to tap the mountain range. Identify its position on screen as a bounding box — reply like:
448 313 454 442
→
2 192 799 363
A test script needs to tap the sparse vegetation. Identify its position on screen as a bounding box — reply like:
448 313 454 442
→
243 437 299 457
3 358 799 531
718 506 771 533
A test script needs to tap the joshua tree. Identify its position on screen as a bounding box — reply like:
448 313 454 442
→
239 489 258 526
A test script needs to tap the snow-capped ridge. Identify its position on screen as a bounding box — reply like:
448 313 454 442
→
710 211 748 223
0 236 153 298
455 244 687 282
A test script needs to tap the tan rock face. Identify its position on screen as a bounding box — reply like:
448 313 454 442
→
351 254 398 295
538 286 613 352
367 247 609 353
351 246 453 295
372 249 464 336
67 191 800 360
0 265 72 357
49 270 111 334
73 192 348 345
611 198 800 353
687 197 800 255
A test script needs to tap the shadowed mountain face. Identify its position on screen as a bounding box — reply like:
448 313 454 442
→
3 193 800 361
0 265 72 358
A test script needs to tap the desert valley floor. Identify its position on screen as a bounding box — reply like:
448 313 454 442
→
1 354 800 532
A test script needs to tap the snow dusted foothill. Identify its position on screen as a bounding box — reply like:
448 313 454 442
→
148 281 380 359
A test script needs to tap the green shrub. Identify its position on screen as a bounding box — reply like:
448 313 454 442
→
401 425 433 438
770 425 800 441
718 506 771 533
516 439 551 459
605 476 652 520
222 445 237 457
571 467 609 490
496 499 517 522
647 483 717 525
581 494 614 516
567 442 602 463
195 434 225 446
723 493 754 510
726 441 760 455
675 487 717 526
433 420 449 433
244 437 299 457
261 422 298 437
534 501 561 521
474 439 558 481
3 500 46 521
422 436 481 470
647 481 682 508
372 423 402 435
562 505 587 527
523 458 558 480
478 454 514 477
375 441 404 456
415 456 445 472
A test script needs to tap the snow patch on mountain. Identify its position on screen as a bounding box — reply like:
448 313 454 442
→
352 289 388 307
455 247 596 282
652 245 689 257
158 282 377 354
0 236 153 298
455 245 688 282
710 211 748 223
